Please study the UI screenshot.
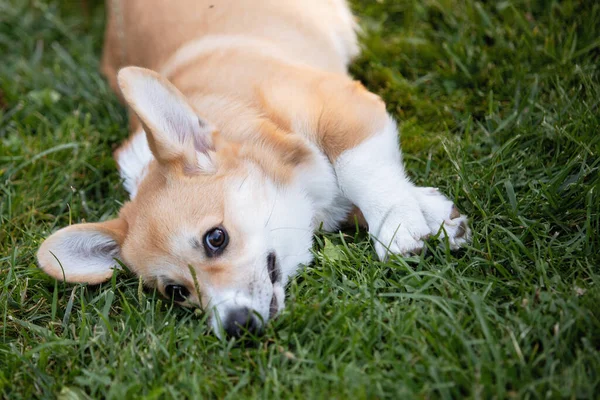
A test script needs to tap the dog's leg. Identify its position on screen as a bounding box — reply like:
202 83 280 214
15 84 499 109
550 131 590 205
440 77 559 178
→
334 115 424 258
258 75 469 258
332 107 470 259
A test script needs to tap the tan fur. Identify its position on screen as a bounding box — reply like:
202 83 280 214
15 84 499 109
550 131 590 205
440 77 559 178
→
101 0 357 87
102 0 386 164
164 47 387 162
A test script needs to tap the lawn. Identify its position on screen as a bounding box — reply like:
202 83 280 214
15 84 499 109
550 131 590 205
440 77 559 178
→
1 0 599 398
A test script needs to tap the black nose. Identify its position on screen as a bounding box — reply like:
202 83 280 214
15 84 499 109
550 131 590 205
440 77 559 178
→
224 307 261 338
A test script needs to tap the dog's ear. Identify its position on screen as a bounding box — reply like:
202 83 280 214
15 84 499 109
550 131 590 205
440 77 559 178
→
117 67 214 169
37 218 128 284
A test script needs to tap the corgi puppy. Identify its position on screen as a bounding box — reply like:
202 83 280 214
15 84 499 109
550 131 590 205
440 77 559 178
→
37 0 470 338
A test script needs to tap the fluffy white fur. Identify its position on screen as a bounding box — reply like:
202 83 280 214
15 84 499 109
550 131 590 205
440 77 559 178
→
297 142 353 231
115 130 152 198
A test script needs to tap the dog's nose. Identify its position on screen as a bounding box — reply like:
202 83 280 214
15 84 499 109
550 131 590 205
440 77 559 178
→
224 307 261 338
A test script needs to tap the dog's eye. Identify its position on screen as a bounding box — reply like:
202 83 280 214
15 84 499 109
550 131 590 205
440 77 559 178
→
165 284 189 302
203 227 228 256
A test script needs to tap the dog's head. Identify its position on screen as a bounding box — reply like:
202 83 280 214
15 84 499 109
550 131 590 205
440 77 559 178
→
37 67 320 337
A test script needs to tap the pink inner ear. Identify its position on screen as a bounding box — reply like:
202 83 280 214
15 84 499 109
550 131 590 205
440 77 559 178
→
118 67 217 167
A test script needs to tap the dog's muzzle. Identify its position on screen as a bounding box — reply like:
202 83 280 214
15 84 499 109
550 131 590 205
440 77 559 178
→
223 252 281 338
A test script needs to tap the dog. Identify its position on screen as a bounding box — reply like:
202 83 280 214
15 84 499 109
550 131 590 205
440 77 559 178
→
37 0 470 338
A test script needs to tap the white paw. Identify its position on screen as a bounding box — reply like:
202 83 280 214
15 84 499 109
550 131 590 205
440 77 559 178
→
415 187 471 249
370 204 431 260
369 187 471 260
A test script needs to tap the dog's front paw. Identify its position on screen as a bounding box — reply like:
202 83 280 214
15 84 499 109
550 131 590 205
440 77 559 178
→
370 206 431 260
368 187 471 260
416 187 471 249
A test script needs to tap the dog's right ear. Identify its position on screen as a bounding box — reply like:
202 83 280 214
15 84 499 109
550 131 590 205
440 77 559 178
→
37 218 128 284
117 67 215 169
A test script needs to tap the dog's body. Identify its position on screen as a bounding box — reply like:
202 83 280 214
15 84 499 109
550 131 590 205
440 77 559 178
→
37 0 470 337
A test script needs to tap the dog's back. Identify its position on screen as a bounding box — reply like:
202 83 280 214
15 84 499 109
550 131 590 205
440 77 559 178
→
101 0 359 95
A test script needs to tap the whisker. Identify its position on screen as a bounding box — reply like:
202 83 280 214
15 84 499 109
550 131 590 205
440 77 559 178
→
238 175 249 190
264 189 278 227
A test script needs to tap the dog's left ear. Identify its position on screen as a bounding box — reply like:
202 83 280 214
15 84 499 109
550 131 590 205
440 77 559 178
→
117 67 214 169
37 218 128 284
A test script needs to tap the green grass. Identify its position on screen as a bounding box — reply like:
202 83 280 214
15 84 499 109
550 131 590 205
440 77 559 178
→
1 0 599 398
